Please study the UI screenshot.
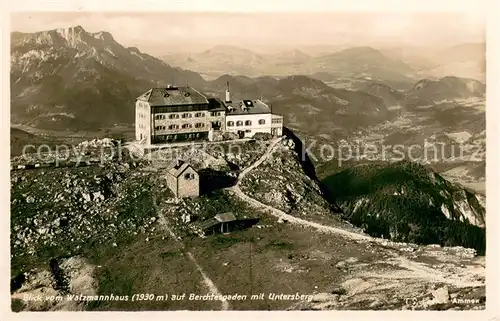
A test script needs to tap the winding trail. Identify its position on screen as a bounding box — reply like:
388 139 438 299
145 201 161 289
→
149 136 483 311
226 137 485 289
153 194 230 311
227 137 372 242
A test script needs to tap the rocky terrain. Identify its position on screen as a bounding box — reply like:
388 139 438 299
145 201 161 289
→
239 134 347 228
10 137 274 311
10 132 486 311
290 244 485 311
10 157 153 269
11 256 99 311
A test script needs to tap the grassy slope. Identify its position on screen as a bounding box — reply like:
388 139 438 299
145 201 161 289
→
10 128 64 157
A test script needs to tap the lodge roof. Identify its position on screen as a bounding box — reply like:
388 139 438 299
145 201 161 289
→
137 86 209 107
224 99 272 115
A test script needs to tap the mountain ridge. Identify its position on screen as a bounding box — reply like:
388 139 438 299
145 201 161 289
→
11 25 206 130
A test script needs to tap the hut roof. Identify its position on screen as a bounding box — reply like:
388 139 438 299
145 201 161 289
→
214 212 237 223
166 159 195 178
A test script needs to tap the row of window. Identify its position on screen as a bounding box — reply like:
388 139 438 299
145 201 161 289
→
153 111 223 120
154 112 202 120
155 123 206 131
227 119 266 127
156 133 204 141
148 118 277 130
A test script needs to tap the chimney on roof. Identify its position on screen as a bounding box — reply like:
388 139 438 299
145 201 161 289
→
225 81 231 103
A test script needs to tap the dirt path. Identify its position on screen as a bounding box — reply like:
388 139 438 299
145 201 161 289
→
227 137 484 290
153 194 230 311
235 137 285 180
228 137 372 242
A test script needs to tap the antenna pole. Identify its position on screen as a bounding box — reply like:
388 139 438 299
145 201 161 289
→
249 226 253 296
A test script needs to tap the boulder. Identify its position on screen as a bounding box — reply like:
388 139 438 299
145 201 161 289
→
431 286 450 304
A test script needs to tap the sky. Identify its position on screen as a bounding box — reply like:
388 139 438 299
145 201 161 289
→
10 12 485 55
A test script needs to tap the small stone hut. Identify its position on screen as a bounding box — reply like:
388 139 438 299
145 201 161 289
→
165 159 199 198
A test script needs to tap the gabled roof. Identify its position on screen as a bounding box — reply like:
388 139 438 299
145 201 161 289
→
166 160 196 178
194 213 258 232
207 98 228 112
137 89 153 102
198 217 220 231
137 86 210 106
214 212 237 223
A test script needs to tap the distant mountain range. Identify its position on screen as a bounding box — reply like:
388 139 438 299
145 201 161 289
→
162 42 486 86
11 26 205 130
204 74 485 139
162 45 418 87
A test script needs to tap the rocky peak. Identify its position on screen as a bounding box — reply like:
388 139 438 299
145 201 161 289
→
12 25 120 52
91 31 116 43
